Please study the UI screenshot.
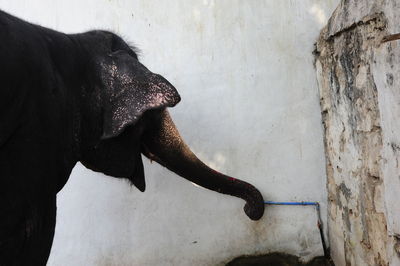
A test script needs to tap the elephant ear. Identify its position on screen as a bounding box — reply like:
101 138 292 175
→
100 51 181 139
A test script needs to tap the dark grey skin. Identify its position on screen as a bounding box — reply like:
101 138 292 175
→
0 10 264 265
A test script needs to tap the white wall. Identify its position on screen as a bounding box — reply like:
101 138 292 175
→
0 1 338 265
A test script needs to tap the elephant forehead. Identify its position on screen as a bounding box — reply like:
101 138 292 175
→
102 78 180 139
108 85 179 130
98 50 180 139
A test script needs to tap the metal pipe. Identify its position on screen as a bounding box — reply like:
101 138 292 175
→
264 201 328 258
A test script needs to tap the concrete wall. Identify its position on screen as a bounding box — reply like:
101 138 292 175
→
315 1 400 265
0 1 338 265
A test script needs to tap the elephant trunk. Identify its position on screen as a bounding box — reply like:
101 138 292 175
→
141 110 264 220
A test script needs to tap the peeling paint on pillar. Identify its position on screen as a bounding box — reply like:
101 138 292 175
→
315 9 390 266
316 1 400 265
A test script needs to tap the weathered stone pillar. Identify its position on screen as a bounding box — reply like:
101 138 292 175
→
315 1 400 265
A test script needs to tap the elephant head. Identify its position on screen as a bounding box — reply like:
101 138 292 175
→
74 31 264 220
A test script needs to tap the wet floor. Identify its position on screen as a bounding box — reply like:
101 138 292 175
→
226 253 334 266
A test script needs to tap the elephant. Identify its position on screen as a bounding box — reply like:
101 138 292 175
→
0 9 265 265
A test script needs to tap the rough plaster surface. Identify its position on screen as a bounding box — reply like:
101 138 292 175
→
315 1 400 265
0 1 338 265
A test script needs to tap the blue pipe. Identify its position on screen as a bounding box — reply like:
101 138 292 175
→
264 201 319 208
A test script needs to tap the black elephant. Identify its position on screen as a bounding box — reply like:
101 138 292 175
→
0 10 264 265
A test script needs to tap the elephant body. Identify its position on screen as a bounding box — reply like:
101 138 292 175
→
0 10 264 265
0 11 78 265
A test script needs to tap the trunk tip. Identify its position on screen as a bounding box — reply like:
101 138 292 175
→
244 199 265 220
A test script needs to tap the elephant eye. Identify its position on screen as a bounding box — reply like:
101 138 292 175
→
109 50 138 61
128 50 139 60
127 46 139 60
110 34 140 60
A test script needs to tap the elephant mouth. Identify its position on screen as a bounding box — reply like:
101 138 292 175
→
127 142 168 192
127 152 146 192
